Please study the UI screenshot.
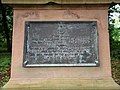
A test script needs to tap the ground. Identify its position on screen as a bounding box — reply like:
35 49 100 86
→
111 59 120 85
0 53 120 87
0 53 11 87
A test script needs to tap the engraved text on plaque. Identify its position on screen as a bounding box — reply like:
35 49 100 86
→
23 21 99 67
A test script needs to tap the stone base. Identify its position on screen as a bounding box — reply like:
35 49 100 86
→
2 77 120 90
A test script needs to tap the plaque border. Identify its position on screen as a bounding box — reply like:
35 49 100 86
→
23 21 99 67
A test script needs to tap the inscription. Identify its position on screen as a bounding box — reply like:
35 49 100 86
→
23 21 99 67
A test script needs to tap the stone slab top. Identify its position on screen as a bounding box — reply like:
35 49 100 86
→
1 0 120 5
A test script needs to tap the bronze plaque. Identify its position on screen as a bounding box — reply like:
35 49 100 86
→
23 21 99 67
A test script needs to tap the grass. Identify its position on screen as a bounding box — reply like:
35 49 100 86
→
0 53 11 87
0 53 120 87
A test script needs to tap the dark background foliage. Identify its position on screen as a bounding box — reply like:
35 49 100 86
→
0 2 13 52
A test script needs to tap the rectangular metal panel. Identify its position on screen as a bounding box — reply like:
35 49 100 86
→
23 21 99 67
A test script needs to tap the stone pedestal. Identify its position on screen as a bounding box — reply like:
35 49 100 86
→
1 0 120 89
3 78 120 90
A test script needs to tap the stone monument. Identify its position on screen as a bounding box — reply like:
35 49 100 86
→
1 0 120 89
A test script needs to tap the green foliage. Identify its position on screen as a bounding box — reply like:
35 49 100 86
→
0 53 11 67
0 4 12 87
110 40 120 59
109 4 120 60
0 5 13 52
5 6 13 32
0 53 11 87
111 28 120 41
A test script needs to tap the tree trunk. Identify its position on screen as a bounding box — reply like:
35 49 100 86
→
0 1 11 52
